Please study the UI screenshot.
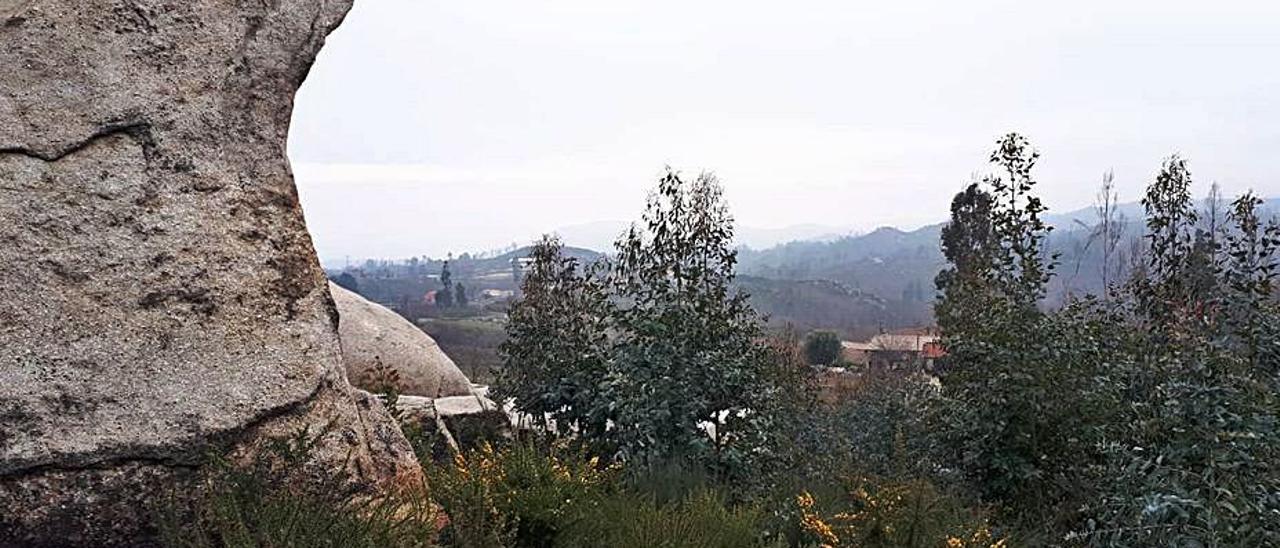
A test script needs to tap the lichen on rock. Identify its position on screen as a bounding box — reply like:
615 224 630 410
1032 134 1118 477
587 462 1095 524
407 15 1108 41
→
0 1 421 545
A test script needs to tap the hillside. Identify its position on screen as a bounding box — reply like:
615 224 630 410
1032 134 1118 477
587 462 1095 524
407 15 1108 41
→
733 276 931 338
738 225 945 303
738 197 1280 308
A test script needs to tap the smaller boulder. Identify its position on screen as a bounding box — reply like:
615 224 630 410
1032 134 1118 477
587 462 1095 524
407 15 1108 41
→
397 394 512 460
329 282 474 398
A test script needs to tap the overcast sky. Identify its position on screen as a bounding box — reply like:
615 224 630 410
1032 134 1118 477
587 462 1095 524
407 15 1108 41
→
288 0 1280 262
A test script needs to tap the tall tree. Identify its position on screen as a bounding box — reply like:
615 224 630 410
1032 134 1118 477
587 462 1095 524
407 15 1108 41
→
935 183 999 337
455 282 468 307
1221 192 1280 368
437 260 454 308
936 134 1056 337
987 133 1055 308
804 330 842 366
1136 154 1204 330
495 236 612 437
933 135 1104 527
1091 170 1127 295
497 171 800 478
608 169 784 470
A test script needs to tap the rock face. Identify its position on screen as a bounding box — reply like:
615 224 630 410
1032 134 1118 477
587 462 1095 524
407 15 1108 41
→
330 282 475 398
0 1 420 545
397 394 512 460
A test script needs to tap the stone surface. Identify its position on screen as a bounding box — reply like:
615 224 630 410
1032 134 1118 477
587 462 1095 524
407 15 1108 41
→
397 394 512 458
0 0 421 545
397 394 502 420
330 282 475 398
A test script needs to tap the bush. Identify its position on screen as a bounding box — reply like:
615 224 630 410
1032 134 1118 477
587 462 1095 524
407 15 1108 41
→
794 477 1001 548
418 433 1003 547
804 330 842 366
158 427 437 548
560 489 776 548
424 442 617 548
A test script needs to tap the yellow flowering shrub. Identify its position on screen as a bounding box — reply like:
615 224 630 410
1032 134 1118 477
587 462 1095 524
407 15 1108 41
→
425 441 620 547
795 476 1003 548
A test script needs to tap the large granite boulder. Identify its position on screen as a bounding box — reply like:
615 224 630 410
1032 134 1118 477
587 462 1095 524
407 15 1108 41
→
330 282 475 398
0 0 421 545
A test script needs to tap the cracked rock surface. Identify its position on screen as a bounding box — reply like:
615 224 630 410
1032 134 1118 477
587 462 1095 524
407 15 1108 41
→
0 0 421 545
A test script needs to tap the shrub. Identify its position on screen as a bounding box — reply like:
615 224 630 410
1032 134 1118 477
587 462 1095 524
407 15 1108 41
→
424 442 617 548
158 426 437 548
804 330 843 366
560 489 776 548
794 477 1002 548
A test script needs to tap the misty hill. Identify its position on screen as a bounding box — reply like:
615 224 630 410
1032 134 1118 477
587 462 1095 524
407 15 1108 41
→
738 196 1280 308
734 275 931 338
340 194 1279 331
554 220 856 254
738 225 945 301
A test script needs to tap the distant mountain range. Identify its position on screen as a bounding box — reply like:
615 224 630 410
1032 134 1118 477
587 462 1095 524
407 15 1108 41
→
738 196 1280 309
338 195 1278 334
738 225 944 307
552 220 858 253
735 275 931 337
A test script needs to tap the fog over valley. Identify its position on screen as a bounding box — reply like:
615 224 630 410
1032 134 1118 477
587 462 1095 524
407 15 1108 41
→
290 0 1280 260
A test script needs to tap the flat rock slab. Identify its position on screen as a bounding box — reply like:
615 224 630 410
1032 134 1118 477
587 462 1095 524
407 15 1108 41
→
397 394 512 457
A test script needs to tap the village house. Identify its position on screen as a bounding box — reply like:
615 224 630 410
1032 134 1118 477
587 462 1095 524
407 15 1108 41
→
840 328 944 370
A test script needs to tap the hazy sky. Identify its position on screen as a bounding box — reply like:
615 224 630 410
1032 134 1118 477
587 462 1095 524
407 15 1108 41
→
289 0 1280 262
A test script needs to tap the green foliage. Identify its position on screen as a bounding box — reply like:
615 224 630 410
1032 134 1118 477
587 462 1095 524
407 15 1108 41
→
497 169 802 479
1134 154 1205 329
1076 171 1280 545
494 235 612 439
560 489 774 548
933 134 1098 531
794 477 1000 548
935 138 1280 545
438 260 455 308
1081 345 1280 546
938 299 1121 532
158 426 436 548
332 271 360 292
1220 192 1280 369
606 170 784 471
422 442 789 548
455 282 469 307
421 442 614 548
474 137 1280 546
823 370 940 480
935 182 999 338
803 330 842 366
986 133 1056 308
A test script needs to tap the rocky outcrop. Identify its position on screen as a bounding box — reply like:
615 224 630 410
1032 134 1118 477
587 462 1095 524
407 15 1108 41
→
0 1 421 545
330 282 475 398
397 394 512 460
